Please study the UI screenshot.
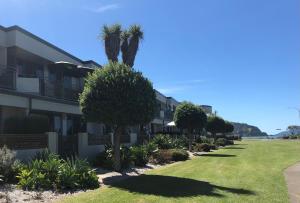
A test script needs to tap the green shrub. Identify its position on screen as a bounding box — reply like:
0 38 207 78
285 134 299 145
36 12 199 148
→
0 146 20 183
215 138 227 146
152 149 189 164
209 144 217 150
130 146 149 166
195 136 214 144
150 134 187 150
171 149 189 161
94 145 132 169
226 139 234 145
152 149 173 164
144 142 158 156
17 153 99 191
151 134 173 149
193 143 210 152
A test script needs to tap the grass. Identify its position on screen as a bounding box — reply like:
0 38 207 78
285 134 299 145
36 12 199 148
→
58 140 300 203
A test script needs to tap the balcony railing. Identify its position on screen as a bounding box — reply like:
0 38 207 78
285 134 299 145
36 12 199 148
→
0 66 82 102
0 66 16 90
42 78 82 102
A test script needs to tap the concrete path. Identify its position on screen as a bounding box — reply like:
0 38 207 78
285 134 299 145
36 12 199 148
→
284 162 300 203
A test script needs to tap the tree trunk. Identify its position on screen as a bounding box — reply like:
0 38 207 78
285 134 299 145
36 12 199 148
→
113 127 122 172
188 131 192 152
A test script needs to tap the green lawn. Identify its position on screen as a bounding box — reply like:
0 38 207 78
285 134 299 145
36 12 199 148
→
59 140 300 203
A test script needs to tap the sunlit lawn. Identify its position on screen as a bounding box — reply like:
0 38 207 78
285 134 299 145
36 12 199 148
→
59 140 300 203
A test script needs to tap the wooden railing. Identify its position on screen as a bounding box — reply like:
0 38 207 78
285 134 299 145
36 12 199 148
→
0 134 48 150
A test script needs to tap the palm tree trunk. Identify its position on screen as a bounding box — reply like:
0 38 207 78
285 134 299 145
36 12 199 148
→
126 37 139 67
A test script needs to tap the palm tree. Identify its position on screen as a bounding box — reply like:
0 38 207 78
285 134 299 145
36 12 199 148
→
126 25 143 67
101 24 122 62
120 30 130 65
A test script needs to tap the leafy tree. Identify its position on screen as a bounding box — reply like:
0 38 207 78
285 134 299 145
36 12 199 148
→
206 116 226 140
174 102 207 151
224 121 234 134
80 62 156 171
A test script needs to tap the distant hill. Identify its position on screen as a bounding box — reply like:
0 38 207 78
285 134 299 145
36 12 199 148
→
231 122 268 137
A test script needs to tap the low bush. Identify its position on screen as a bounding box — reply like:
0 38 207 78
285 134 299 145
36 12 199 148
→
144 142 158 156
152 149 189 164
17 153 99 191
171 149 189 161
0 146 20 183
150 134 188 150
215 138 227 146
94 145 132 169
195 136 214 144
151 134 173 149
130 146 149 167
193 143 210 152
209 144 217 150
226 139 234 145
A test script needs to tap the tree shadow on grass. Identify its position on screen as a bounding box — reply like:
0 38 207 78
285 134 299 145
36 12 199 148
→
104 175 255 198
200 154 236 157
224 147 245 149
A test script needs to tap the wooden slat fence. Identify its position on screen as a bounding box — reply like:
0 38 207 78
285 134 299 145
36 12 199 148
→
0 134 48 150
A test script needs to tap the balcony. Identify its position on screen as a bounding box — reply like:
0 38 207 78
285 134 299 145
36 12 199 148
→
42 78 82 102
0 66 16 90
0 66 83 102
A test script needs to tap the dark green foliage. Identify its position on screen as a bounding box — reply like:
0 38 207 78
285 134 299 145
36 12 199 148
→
151 134 173 149
80 63 156 126
152 150 173 164
130 146 149 167
17 153 99 191
215 138 227 146
174 102 207 132
206 116 226 139
153 149 189 164
174 102 207 151
32 149 54 161
144 142 158 156
171 149 189 161
193 143 211 152
209 144 217 150
80 62 156 171
4 114 49 134
150 134 187 150
225 121 234 133
94 145 132 169
195 136 214 144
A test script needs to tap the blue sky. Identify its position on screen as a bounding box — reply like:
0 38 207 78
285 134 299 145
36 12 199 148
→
0 0 299 134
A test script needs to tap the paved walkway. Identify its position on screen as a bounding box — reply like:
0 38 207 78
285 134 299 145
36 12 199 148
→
284 162 300 203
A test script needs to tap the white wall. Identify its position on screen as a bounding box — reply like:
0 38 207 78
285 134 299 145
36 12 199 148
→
78 132 105 160
31 99 81 115
0 93 29 108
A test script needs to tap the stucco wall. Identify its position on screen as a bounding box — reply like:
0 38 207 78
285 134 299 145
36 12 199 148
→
31 99 81 115
0 93 29 108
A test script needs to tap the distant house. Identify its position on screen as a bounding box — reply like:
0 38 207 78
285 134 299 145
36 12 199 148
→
0 25 200 160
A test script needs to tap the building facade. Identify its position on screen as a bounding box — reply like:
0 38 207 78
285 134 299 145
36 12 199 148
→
0 25 186 160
